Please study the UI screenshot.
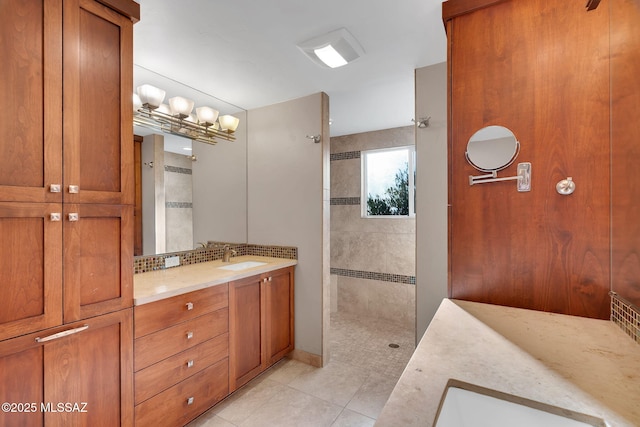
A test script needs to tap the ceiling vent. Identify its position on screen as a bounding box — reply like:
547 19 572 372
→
297 28 365 68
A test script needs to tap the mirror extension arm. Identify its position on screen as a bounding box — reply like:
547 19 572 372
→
469 162 531 192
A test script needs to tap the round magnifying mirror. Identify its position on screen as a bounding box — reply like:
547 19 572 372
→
465 125 520 172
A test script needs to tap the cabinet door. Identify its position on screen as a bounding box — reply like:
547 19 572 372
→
265 267 295 366
0 0 63 203
0 309 133 427
0 338 45 427
62 0 133 205
63 204 133 322
0 203 62 341
229 275 265 392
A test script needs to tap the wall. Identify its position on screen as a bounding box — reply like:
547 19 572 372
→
446 0 610 319
414 62 448 341
193 110 248 244
330 126 416 328
164 151 193 252
247 93 330 366
141 134 164 254
610 0 640 342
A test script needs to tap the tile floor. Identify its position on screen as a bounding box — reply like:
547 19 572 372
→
187 311 416 427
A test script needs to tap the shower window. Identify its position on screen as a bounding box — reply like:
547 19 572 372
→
361 146 416 218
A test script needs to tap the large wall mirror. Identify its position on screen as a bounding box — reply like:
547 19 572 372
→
134 65 248 256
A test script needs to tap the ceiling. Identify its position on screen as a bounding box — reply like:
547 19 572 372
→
133 0 447 137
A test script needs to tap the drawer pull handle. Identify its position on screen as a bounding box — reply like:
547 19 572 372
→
187 397 194 405
186 302 194 311
186 331 193 340
187 360 194 368
68 184 79 194
35 324 89 343
68 213 79 222
50 213 61 222
50 184 61 193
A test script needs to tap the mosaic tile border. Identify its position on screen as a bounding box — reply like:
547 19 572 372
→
330 267 415 285
165 165 192 175
165 202 193 208
330 197 361 206
134 242 297 274
330 151 361 161
611 292 640 344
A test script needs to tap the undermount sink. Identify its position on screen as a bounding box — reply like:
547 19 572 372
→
217 261 267 271
434 380 606 427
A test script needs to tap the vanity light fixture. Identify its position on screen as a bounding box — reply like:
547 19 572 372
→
297 28 365 69
133 84 239 146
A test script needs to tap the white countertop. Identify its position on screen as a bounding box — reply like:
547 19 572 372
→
134 255 297 305
376 299 640 427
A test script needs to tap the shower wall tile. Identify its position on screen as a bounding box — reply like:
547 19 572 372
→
337 276 370 316
330 125 416 324
331 158 361 198
337 276 415 328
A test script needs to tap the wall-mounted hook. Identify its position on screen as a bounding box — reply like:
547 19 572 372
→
306 134 321 143
144 161 154 168
412 117 431 128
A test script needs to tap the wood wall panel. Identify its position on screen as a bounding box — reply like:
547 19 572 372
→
448 0 610 318
611 0 640 307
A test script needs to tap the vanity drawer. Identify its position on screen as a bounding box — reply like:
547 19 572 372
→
134 284 228 338
134 308 228 371
135 332 229 405
135 358 229 427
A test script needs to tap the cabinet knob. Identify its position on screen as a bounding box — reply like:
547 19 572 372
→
185 302 194 311
68 213 79 222
50 213 61 222
68 185 79 194
186 397 194 405
268 276 272 282
50 184 61 193
187 359 194 368
186 331 193 340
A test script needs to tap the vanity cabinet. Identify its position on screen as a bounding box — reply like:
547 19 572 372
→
133 285 230 427
229 266 295 392
0 309 134 427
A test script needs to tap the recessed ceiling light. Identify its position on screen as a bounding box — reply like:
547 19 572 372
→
297 28 365 69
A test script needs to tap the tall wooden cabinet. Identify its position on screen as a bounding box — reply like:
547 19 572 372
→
0 0 139 425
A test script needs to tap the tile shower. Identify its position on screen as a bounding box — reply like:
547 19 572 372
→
330 126 416 328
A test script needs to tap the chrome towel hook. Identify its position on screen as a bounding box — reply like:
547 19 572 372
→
306 134 321 143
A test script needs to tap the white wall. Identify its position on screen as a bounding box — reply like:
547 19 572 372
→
247 93 329 362
141 134 165 255
192 110 248 244
415 62 448 342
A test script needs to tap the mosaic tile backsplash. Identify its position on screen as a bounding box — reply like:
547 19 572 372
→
611 292 640 344
134 242 297 274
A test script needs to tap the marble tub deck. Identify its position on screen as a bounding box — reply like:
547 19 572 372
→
376 299 640 427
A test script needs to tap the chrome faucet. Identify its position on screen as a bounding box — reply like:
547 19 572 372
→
222 244 237 262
